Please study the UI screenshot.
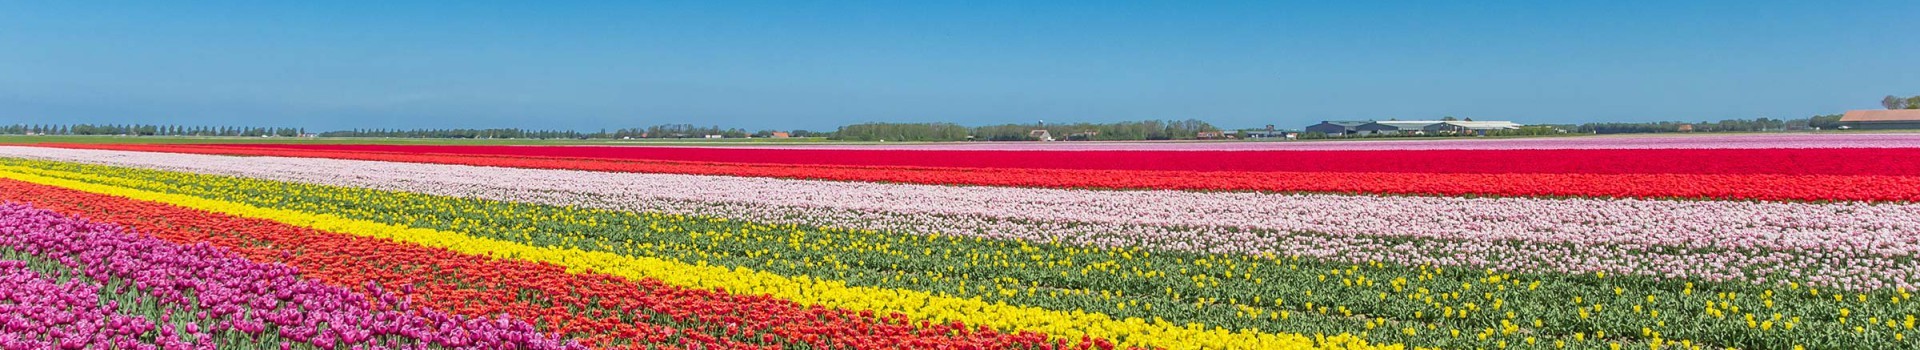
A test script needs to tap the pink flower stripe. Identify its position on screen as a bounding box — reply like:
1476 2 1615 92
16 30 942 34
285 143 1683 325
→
0 202 586 350
167 142 1920 175
21 143 1920 202
0 261 185 349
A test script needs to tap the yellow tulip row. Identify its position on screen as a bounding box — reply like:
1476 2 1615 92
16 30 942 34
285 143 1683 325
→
0 167 1416 350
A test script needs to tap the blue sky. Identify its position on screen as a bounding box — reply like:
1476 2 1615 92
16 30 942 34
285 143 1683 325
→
2 1 1916 131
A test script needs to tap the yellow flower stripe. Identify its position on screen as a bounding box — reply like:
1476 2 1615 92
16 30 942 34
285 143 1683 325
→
0 166 1410 350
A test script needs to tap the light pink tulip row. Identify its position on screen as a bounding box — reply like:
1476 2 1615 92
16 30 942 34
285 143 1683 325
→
6 146 1917 291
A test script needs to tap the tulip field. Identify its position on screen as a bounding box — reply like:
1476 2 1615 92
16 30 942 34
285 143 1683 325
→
1 135 1918 350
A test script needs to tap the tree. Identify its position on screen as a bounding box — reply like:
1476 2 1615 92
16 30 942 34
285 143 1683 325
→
1888 95 1908 110
1808 114 1843 129
1907 96 1920 109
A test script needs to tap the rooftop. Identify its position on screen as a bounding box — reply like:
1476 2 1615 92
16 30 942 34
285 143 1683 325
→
1442 121 1525 128
1370 121 1444 128
1841 110 1920 123
1362 120 1524 129
1317 121 1373 126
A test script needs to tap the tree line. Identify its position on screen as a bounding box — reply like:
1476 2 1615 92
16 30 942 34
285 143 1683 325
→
318 124 827 139
320 128 593 139
1549 116 1844 134
2 124 306 137
833 119 1221 141
1 113 1891 141
1884 95 1920 110
610 124 750 139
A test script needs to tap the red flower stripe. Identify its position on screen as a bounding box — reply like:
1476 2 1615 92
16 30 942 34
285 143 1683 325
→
0 179 1101 350
183 143 1920 176
28 143 1920 202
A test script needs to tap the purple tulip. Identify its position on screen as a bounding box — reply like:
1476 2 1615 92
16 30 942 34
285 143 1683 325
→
0 203 584 349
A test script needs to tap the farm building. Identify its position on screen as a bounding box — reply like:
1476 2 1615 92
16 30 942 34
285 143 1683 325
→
1242 130 1296 139
1196 130 1238 139
1307 120 1524 136
1434 121 1525 134
1356 121 1446 135
1304 121 1370 136
1839 110 1920 130
1027 129 1054 141
1344 120 1525 135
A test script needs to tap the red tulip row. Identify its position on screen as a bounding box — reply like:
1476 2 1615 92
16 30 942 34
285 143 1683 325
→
188 143 1920 176
0 178 1109 350
32 143 1920 202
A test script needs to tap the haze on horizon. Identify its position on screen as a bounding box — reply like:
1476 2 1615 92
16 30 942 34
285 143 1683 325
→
2 1 1916 132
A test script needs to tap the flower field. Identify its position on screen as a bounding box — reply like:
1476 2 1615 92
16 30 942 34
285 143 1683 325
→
0 137 1917 350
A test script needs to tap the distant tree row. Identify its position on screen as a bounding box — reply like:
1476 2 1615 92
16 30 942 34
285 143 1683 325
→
606 124 822 139
6 120 1211 141
316 124 826 139
1559 116 1849 134
320 128 593 139
754 129 826 138
2 124 305 137
1482 126 1566 137
1806 114 1845 129
5 114 1881 141
973 119 1221 141
1885 95 1920 110
615 124 749 139
833 122 971 142
832 119 1221 141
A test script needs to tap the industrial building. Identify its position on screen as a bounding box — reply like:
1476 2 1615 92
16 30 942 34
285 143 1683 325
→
1308 120 1524 136
1304 121 1371 136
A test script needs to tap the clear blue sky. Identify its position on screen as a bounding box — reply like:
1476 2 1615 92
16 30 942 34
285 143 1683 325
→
2 1 1916 131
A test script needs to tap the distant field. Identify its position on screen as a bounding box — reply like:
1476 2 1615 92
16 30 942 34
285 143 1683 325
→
7 131 1920 349
5 131 1914 150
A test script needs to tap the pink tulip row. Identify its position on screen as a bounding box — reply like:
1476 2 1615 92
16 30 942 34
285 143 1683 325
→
0 202 586 350
0 260 189 349
6 146 1918 291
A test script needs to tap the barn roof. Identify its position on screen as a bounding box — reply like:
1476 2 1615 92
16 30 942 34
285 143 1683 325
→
1442 121 1525 129
1370 121 1444 129
1315 121 1373 127
1841 110 1920 122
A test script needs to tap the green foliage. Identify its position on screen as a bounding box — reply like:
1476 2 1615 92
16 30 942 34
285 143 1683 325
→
1881 95 1920 110
1573 117 1792 134
833 122 972 141
1 124 304 137
323 127 596 139
319 125 820 140
972 119 1220 141
1483 126 1565 137
1807 114 1844 130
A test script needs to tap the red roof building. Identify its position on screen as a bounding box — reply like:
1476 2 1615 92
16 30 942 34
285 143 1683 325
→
1839 110 1920 130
